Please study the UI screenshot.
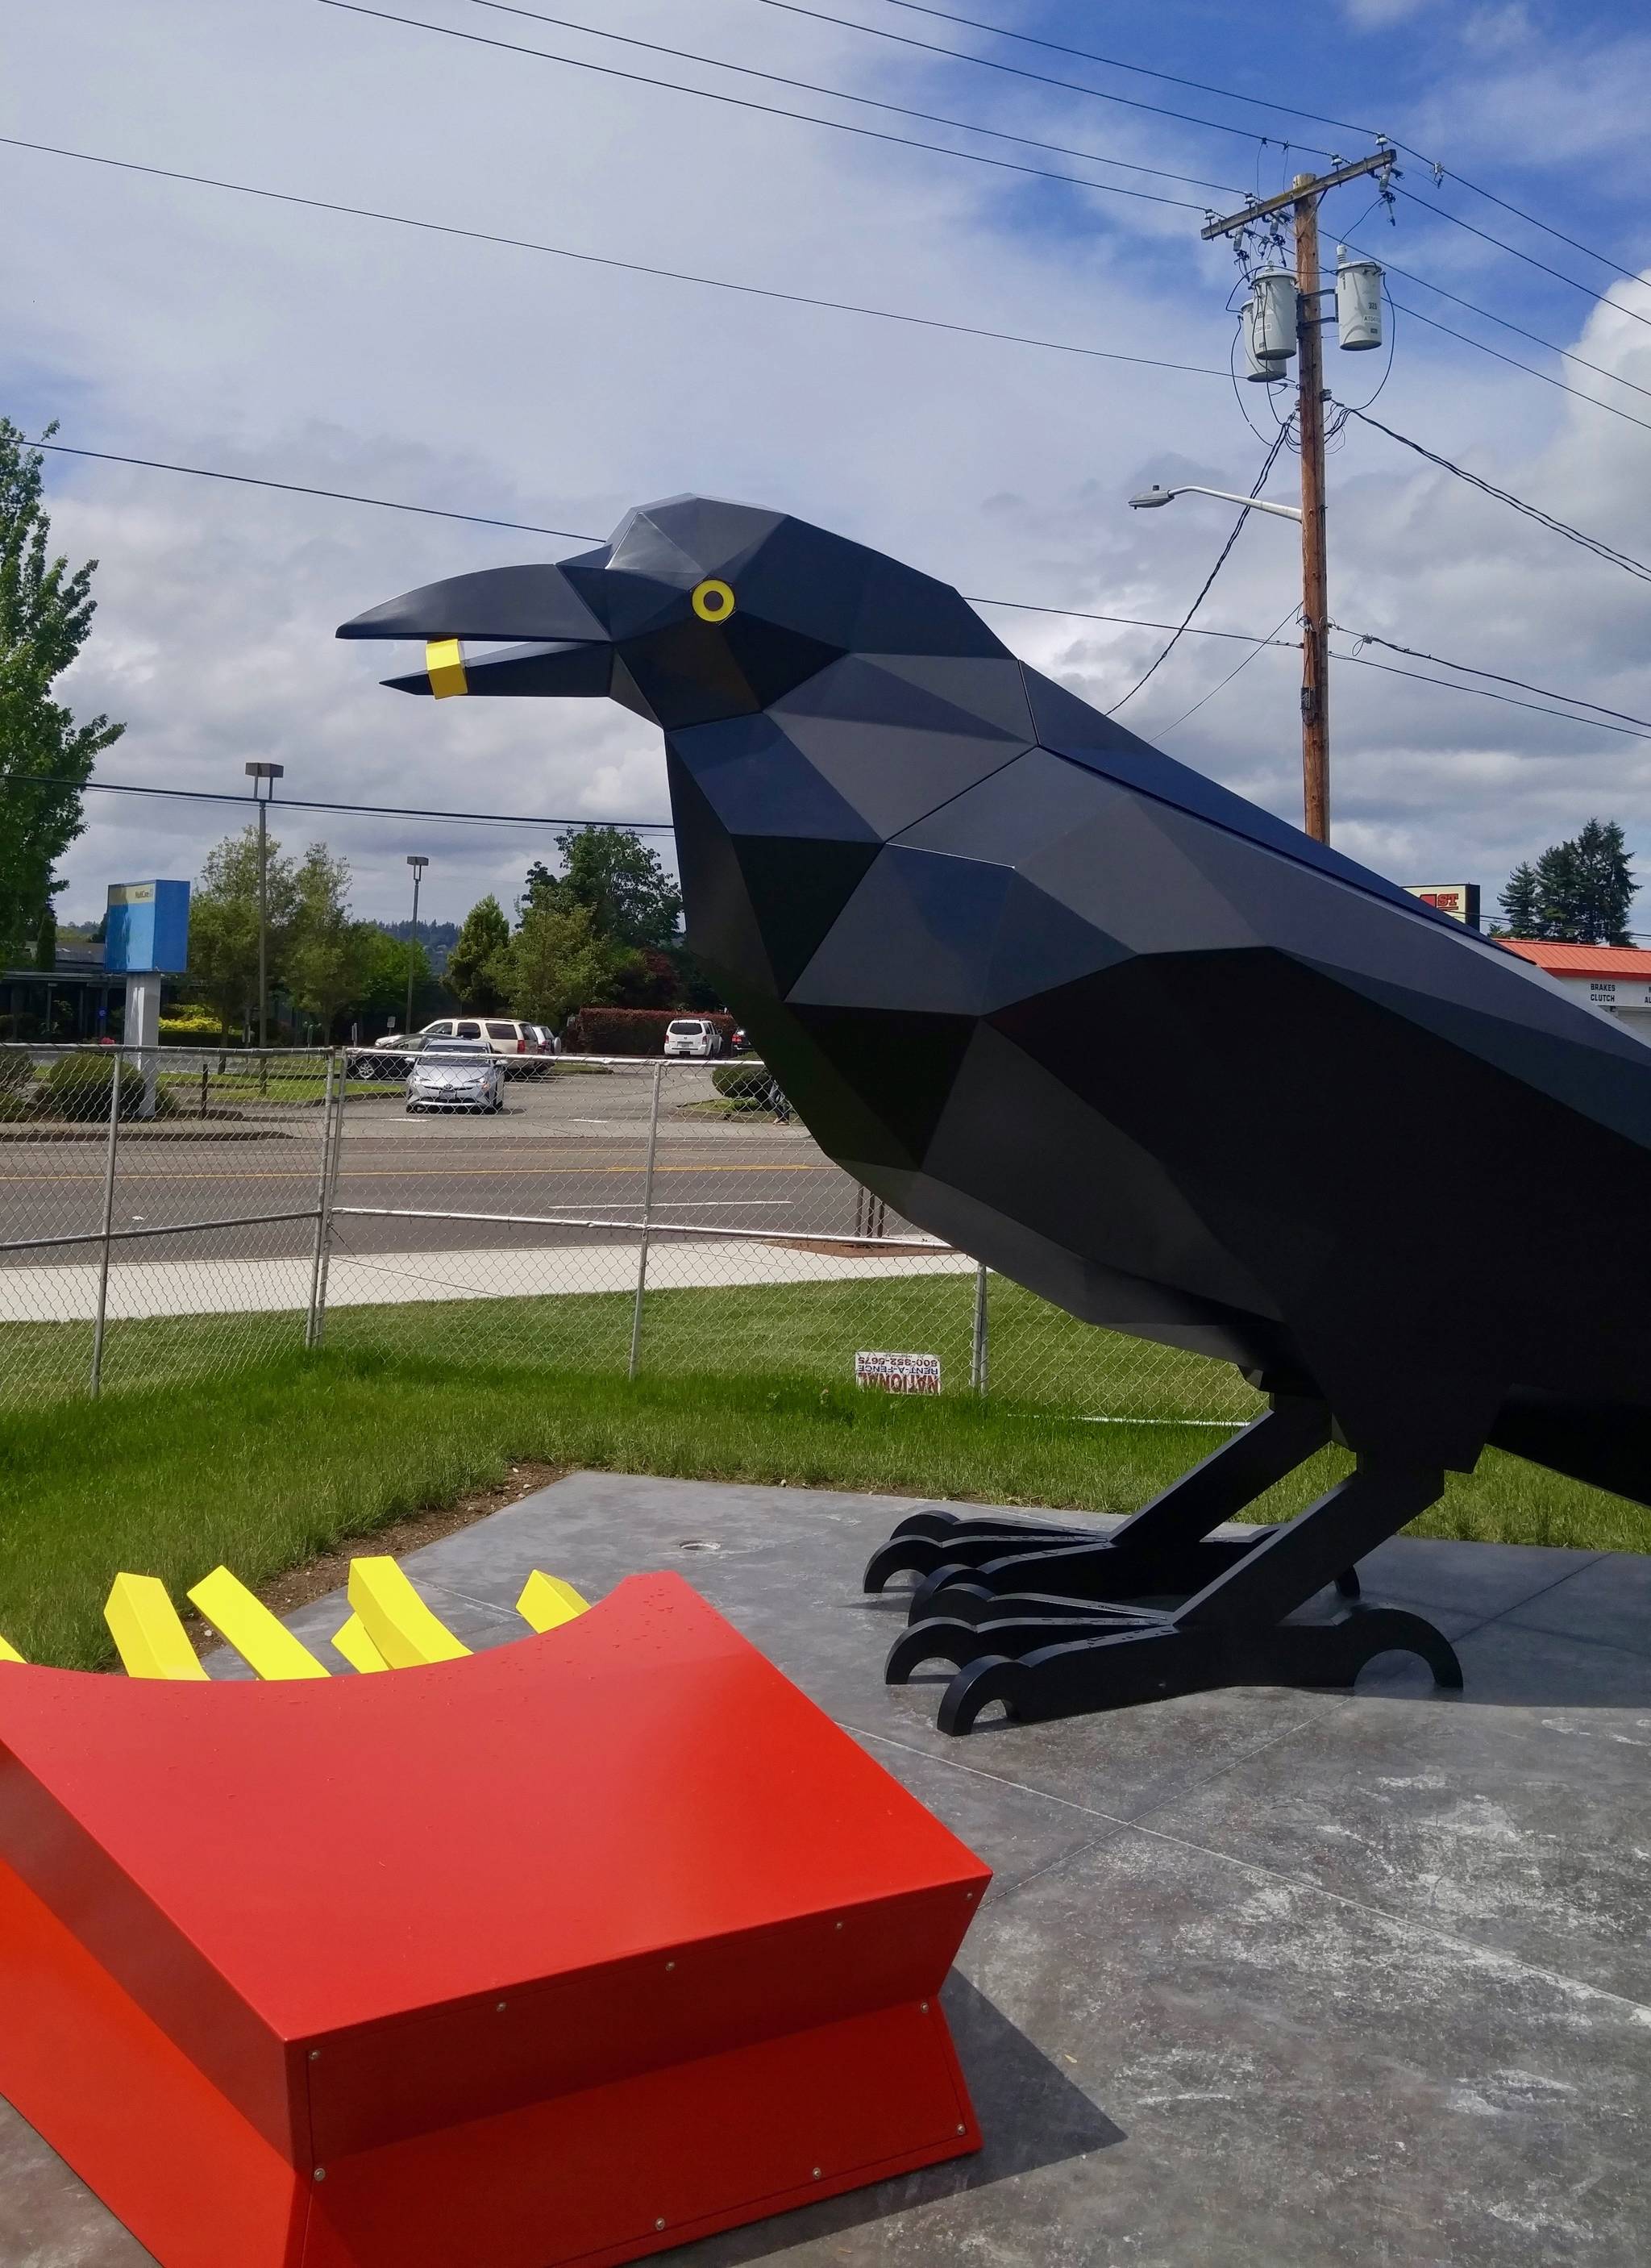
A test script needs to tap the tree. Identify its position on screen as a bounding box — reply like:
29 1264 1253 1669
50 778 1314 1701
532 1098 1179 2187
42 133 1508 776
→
357 926 435 1026
185 826 300 1036
31 904 56 972
533 827 682 951
287 845 374 1039
1496 862 1540 939
511 897 618 1025
0 419 124 963
1499 820 1636 946
447 893 514 1009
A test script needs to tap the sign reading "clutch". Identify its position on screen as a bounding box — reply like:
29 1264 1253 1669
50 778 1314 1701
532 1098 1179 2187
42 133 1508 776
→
855 1351 942 1394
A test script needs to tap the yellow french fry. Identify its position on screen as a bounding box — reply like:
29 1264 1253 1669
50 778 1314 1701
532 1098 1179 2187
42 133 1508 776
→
105 1574 209 1682
186 1567 328 1681
331 1613 391 1675
347 1558 469 1668
516 1571 590 1633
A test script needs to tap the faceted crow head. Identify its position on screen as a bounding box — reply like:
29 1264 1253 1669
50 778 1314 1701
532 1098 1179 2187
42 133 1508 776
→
336 493 1009 732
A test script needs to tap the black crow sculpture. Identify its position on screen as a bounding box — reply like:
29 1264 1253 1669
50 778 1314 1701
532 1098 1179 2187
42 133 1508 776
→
341 496 1651 1730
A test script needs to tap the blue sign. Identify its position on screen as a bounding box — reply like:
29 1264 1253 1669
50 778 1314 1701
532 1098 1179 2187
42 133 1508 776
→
105 880 190 974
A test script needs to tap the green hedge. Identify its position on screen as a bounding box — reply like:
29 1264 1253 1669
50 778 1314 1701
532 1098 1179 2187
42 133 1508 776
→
564 1007 737 1056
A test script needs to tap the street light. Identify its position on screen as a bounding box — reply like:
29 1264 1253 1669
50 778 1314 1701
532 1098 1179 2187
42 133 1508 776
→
244 763 285 1050
1129 483 1302 523
405 855 429 1038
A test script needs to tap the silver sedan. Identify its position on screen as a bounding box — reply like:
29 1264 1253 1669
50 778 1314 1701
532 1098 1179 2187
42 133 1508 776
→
405 1040 505 1113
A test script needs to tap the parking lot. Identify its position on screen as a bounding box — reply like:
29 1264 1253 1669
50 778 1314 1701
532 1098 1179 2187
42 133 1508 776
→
0 1063 908 1271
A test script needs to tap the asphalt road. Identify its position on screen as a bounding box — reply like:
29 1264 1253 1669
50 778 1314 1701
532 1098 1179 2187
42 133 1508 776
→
0 1066 911 1269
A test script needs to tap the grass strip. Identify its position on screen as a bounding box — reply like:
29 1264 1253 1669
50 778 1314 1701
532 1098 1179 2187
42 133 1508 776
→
0 1342 1643 1671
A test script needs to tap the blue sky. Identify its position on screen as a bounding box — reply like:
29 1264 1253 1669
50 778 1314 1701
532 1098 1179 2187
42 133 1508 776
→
5 0 1650 928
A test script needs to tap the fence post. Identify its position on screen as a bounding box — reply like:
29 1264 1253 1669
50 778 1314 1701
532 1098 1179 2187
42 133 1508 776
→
627 1060 664 1380
970 1263 990 1394
89 1053 123 1399
305 1051 338 1350
314 1051 346 1348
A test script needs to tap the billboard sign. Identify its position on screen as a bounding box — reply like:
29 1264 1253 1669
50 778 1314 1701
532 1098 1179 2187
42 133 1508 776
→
105 880 190 974
1405 883 1481 929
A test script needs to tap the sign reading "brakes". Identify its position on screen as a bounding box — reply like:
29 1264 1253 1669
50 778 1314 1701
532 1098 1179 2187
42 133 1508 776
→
855 1351 942 1395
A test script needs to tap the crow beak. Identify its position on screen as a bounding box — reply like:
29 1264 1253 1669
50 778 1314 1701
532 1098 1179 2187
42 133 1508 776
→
336 561 614 700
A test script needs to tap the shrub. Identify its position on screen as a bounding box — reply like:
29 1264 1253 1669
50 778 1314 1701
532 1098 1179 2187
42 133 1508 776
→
710 1062 792 1118
41 1054 176 1122
562 1007 737 1056
0 1047 34 1092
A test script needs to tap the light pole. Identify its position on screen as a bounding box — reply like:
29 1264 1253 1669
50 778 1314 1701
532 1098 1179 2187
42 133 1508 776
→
405 855 429 1037
244 762 284 1047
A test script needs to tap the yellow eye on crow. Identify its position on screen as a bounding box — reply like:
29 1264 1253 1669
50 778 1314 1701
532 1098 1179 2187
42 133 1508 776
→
691 577 735 622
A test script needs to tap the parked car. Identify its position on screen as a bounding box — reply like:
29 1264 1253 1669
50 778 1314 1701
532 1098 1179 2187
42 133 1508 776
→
346 1031 429 1079
405 1039 505 1113
356 1018 552 1079
663 1017 723 1059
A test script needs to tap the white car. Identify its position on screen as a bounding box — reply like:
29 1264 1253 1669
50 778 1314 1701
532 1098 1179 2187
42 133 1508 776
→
405 1040 505 1113
663 1017 722 1059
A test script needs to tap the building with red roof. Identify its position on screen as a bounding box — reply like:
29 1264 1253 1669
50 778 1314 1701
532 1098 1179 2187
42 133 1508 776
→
1500 939 1651 1041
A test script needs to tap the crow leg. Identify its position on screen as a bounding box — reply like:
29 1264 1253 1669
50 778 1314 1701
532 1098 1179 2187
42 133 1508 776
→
895 1395 1348 1616
1177 1455 1442 1633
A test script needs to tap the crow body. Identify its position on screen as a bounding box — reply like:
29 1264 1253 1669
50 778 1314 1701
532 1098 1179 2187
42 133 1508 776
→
342 496 1651 1717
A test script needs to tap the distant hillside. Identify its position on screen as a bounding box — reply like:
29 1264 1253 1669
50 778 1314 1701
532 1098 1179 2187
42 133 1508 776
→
376 918 458 976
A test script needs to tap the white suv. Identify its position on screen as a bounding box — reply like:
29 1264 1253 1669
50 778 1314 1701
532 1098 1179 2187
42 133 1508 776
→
414 1018 551 1076
663 1017 722 1059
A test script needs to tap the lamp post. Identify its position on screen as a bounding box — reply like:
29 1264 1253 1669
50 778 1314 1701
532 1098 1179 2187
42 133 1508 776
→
1129 484 1302 524
405 855 429 1038
244 763 285 1047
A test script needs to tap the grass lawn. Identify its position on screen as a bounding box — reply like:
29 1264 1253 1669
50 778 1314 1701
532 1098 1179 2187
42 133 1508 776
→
1 1327 1645 1669
1 1274 1259 1422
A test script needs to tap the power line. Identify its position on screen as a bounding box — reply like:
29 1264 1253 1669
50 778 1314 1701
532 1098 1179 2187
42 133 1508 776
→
31 431 1647 746
318 2 1211 210
967 595 1293 645
30 430 1300 648
1345 239 1651 410
460 0 1243 195
29 438 599 541
1155 599 1300 736
1329 627 1651 734
1329 645 1649 744
0 139 1229 385
1107 428 1291 714
1341 405 1651 585
844 0 1651 292
753 0 1349 152
1382 291 1651 440
1392 186 1651 337
3 774 676 832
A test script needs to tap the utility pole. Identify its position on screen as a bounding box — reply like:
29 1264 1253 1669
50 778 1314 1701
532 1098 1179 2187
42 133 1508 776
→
244 762 284 1046
405 855 429 1036
1202 148 1395 844
1293 177 1330 844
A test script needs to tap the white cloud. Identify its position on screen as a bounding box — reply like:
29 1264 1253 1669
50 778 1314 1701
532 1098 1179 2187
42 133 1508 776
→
1339 0 1439 27
8 0 1651 938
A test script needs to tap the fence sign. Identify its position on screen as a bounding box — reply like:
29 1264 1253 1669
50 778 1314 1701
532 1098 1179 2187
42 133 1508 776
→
855 1350 942 1395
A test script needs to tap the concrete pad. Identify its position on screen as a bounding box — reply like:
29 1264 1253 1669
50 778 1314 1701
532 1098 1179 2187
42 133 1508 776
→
6 1473 1649 2267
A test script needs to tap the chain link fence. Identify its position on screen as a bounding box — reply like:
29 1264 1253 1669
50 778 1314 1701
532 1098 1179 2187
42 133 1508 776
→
0 1043 1261 1425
